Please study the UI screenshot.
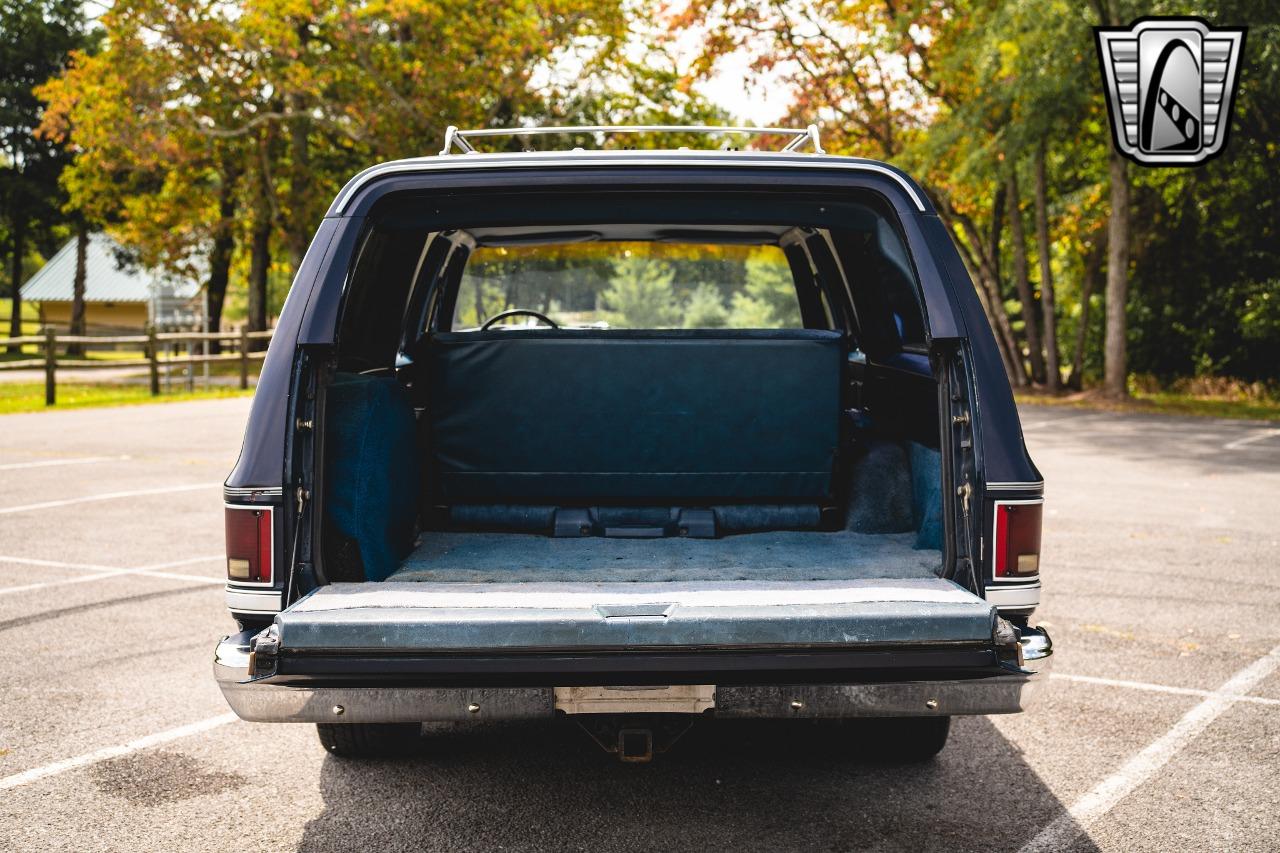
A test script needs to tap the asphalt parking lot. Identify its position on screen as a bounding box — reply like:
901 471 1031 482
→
1 398 1277 852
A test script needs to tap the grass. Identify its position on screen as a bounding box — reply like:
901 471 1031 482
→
1016 387 1280 422
0 348 150 363
1 298 42 355
0 382 253 415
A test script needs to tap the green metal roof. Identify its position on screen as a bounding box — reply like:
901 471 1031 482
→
19 233 200 304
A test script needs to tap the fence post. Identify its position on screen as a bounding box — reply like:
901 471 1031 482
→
147 324 160 396
239 327 249 390
44 326 57 406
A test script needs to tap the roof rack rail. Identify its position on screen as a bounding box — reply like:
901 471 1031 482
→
439 124 825 156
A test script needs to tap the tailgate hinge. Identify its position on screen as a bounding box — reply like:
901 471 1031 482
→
246 624 280 678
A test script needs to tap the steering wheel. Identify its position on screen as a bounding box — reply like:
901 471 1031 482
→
479 309 560 330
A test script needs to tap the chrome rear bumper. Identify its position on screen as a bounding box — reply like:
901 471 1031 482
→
214 626 1052 724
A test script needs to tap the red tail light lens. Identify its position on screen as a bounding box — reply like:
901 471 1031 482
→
225 506 273 584
994 501 1042 578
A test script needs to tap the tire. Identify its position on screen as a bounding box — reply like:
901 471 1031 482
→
849 716 951 762
316 723 421 758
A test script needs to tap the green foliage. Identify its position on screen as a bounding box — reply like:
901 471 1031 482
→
602 259 681 328
0 0 94 332
15 0 1276 387
729 255 804 328
683 283 730 328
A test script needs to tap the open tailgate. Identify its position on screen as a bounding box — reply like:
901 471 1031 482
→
252 578 1012 685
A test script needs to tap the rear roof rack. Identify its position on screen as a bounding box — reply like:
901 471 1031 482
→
439 124 825 156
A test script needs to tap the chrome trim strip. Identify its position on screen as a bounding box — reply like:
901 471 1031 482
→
985 584 1041 608
223 486 284 498
985 481 1045 490
225 587 283 614
329 151 928 215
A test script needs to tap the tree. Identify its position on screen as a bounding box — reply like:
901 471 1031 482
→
38 1 254 339
39 0 631 340
0 0 91 350
684 283 730 328
1102 144 1130 397
66 221 87 355
1089 0 1135 397
730 252 804 327
675 0 932 159
603 259 680 327
1033 141 1060 390
1006 167 1046 383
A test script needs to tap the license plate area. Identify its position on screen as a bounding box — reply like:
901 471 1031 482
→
554 684 715 714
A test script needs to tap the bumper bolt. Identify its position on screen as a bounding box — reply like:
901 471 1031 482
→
925 699 938 710
332 705 345 716
467 703 481 714
790 700 804 710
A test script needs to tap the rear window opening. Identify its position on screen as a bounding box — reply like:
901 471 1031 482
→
315 188 951 592
454 239 802 331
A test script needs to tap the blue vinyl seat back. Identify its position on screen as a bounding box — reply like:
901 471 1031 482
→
425 329 843 504
324 374 419 581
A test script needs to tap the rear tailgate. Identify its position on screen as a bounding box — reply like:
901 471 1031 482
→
253 578 1011 685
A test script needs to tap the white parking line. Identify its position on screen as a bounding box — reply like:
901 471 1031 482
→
0 455 130 471
1224 428 1280 451
0 713 238 792
0 482 220 516
1052 672 1280 707
0 554 224 595
1020 643 1280 852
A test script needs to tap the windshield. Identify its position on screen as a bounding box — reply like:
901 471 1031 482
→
452 242 802 330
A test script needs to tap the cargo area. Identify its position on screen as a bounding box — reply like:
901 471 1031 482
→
311 197 960 615
319 338 947 590
390 530 936 584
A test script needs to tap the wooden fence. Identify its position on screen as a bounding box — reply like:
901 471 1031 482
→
0 326 274 406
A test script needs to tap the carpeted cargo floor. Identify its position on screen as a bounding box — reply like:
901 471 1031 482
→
392 530 940 584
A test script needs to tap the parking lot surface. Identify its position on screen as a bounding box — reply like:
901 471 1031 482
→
1 398 1277 852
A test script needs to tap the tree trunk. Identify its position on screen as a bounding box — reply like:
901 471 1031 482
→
967 254 1021 383
286 22 313 277
951 205 1027 387
1033 141 1059 391
206 157 242 354
287 108 311 276
7 217 25 353
988 185 1004 290
66 224 89 357
248 211 271 339
1006 168 1046 385
1103 151 1130 398
1069 230 1108 390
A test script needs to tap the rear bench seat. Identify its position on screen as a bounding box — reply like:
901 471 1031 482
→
325 329 843 580
425 328 844 505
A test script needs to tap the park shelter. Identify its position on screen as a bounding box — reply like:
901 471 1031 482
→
19 233 204 333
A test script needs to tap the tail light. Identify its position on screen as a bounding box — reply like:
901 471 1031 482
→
225 505 273 584
994 501 1042 578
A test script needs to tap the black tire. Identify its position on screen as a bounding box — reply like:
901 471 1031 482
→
849 716 951 762
316 723 421 758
